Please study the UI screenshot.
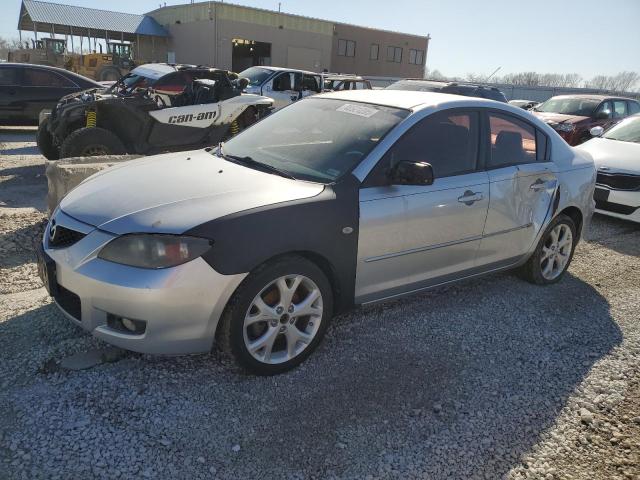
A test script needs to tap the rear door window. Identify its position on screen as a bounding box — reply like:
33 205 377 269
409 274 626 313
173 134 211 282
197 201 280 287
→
23 68 75 87
487 113 537 168
302 74 320 93
628 101 640 115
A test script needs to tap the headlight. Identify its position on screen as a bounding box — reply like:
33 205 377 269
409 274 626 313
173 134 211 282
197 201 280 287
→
98 234 212 269
555 123 574 132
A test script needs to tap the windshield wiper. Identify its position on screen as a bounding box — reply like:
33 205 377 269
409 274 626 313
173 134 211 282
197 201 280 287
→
216 144 296 180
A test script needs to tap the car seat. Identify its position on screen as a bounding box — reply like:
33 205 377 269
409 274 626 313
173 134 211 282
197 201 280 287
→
493 131 524 167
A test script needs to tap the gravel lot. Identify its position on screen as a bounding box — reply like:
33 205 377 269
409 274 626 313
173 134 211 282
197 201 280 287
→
1 129 639 480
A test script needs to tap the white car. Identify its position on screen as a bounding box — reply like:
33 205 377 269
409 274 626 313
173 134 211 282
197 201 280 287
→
38 90 596 375
239 66 322 110
578 115 640 223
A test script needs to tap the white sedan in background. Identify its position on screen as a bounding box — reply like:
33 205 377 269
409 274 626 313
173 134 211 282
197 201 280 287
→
578 115 640 223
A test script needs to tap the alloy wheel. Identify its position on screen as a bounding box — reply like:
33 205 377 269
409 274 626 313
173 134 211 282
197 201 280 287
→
540 223 573 280
243 274 323 364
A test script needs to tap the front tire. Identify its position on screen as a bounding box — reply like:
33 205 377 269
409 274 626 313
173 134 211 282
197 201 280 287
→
519 214 577 285
218 255 333 375
37 122 59 160
60 127 126 158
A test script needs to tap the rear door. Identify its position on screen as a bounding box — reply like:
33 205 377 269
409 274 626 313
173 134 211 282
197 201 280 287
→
356 109 489 302
0 66 24 124
476 111 556 266
22 67 80 121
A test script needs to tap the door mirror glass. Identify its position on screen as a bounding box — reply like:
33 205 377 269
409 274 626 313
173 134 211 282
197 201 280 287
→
390 161 434 186
590 126 604 137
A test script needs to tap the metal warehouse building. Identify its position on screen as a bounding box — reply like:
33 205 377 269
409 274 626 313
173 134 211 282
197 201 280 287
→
147 2 429 76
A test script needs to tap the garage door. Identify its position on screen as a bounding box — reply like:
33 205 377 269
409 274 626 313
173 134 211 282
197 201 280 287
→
286 47 322 71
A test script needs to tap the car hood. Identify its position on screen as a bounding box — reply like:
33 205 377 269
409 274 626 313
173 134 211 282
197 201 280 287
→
59 149 325 235
576 137 640 175
533 112 588 125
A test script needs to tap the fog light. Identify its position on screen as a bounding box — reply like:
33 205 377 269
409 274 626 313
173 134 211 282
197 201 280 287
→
121 318 137 332
106 313 146 335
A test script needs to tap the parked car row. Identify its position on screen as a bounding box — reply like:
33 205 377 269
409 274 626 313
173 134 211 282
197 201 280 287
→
532 95 640 146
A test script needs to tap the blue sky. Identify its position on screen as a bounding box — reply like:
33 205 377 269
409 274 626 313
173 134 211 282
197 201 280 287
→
2 0 639 79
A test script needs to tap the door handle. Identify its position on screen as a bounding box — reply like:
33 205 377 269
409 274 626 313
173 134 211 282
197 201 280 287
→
530 179 547 191
458 190 484 205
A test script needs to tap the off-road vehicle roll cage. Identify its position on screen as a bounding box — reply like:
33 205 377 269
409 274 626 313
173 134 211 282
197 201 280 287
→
38 63 272 159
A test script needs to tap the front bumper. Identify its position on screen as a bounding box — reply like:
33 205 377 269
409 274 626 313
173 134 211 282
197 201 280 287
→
42 210 247 354
594 186 640 223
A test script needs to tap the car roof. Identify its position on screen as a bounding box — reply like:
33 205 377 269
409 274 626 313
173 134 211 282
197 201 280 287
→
259 66 318 75
131 63 180 79
549 94 638 101
318 89 496 110
325 75 366 81
0 62 101 86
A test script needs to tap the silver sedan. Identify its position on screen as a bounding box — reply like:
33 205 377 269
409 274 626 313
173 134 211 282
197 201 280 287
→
38 90 596 375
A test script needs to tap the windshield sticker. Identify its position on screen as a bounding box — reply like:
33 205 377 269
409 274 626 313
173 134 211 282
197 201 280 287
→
336 103 378 118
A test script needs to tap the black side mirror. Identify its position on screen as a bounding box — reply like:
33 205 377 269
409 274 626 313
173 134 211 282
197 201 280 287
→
389 161 434 186
595 110 611 120
236 77 249 90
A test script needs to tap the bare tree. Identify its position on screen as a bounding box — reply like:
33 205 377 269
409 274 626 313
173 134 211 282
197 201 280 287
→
586 72 640 92
0 36 24 61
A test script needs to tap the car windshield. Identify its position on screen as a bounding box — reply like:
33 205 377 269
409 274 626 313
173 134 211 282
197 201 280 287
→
218 98 409 183
536 98 600 116
602 116 640 143
385 80 444 92
239 67 273 86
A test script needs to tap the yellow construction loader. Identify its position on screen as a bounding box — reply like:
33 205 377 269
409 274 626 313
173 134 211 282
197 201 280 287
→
8 38 137 81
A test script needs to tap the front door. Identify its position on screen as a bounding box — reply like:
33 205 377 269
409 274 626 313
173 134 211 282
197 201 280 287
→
355 109 490 303
263 72 301 110
477 111 557 266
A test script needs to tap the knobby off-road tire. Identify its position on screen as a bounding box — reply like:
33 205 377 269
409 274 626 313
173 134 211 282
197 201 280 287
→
60 127 126 158
37 122 59 160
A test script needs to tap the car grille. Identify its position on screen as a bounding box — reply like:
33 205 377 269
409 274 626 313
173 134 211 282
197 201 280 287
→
48 224 86 249
596 172 640 191
54 285 82 321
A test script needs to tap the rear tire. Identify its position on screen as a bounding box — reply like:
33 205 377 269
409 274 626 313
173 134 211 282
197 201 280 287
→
217 255 333 375
519 214 577 285
37 122 59 160
60 127 126 158
237 106 259 130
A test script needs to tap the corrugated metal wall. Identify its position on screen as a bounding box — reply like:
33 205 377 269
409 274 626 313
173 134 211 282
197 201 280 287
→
149 2 333 35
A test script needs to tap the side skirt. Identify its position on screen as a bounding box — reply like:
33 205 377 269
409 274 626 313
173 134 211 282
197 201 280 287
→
356 255 527 306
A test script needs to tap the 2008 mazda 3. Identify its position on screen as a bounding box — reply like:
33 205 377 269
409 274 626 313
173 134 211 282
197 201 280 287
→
39 90 596 374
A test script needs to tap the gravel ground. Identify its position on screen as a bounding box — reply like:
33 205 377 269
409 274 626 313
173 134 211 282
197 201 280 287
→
1 130 639 479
